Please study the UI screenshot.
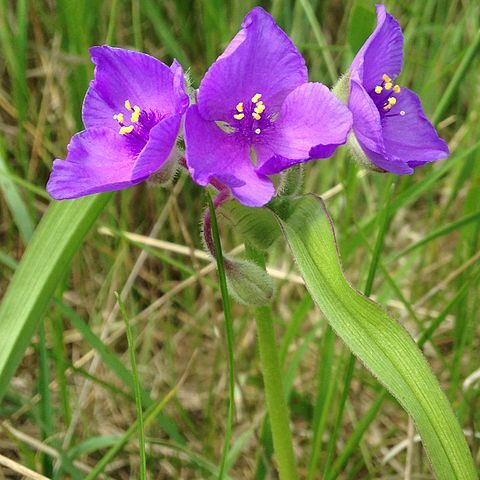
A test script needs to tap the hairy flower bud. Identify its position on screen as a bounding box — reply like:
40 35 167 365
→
218 201 280 252
224 257 274 306
147 146 182 187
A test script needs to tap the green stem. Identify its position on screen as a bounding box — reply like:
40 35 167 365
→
246 244 298 480
255 305 299 480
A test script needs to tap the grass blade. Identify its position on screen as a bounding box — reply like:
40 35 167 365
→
0 194 112 401
0 139 34 243
115 292 146 480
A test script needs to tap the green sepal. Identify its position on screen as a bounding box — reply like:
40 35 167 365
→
218 201 281 252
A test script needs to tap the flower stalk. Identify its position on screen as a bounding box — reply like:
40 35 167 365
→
246 245 299 480
205 192 235 479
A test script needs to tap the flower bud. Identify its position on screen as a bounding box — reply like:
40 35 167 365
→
218 202 280 252
147 146 182 186
278 164 304 197
224 256 274 306
332 72 351 105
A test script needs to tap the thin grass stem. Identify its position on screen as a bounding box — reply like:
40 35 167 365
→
206 192 235 480
115 293 147 480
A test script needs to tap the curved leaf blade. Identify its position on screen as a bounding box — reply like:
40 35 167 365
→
275 194 477 479
0 194 112 400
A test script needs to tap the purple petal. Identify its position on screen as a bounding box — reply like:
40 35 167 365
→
349 79 412 174
349 79 385 154
170 59 190 113
132 114 182 180
83 46 188 130
382 88 449 168
46 129 143 200
184 105 275 207
257 83 352 175
197 7 307 122
350 5 403 91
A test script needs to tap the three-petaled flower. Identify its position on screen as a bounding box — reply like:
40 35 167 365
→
344 4 449 174
47 46 189 199
184 7 352 207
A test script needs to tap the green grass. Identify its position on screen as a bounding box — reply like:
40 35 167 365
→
0 0 479 478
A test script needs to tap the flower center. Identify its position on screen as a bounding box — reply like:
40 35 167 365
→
230 93 274 140
113 99 142 135
113 99 164 156
372 74 406 116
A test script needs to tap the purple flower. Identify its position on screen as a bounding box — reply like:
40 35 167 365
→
47 46 189 199
184 7 352 207
345 4 448 174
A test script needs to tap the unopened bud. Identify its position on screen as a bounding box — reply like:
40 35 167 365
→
224 257 274 306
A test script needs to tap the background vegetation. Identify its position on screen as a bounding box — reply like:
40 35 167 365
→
0 0 479 478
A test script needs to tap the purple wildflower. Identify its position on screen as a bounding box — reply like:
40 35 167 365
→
345 4 449 174
184 7 352 207
47 46 189 199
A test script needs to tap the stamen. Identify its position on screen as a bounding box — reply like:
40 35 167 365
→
251 93 262 103
382 74 391 83
131 105 141 123
233 113 245 120
125 99 132 111
113 113 124 123
252 112 261 120
236 102 244 113
384 82 393 90
119 125 134 135
255 128 261 134
388 96 397 105
393 85 401 93
254 104 266 114
374 86 383 94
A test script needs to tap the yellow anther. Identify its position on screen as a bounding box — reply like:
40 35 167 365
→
255 128 261 134
113 113 124 123
388 96 397 105
393 85 401 93
382 74 391 82
251 93 262 103
384 82 393 90
383 104 392 111
131 105 141 123
252 112 261 121
119 125 134 135
254 104 266 114
233 113 245 120
124 99 132 110
236 102 244 113
374 86 383 94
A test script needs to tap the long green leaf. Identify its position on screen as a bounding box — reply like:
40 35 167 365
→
0 194 112 401
0 139 34 243
274 194 477 480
